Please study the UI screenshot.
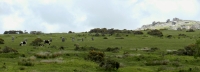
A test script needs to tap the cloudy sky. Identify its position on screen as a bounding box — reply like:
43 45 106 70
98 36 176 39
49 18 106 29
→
0 0 200 33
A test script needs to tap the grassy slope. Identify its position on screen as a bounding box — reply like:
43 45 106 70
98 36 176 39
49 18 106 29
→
0 30 200 72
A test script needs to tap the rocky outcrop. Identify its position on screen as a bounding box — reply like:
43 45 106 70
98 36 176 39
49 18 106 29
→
137 17 200 30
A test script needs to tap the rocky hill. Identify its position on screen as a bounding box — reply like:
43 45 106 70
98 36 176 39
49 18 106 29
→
137 18 200 30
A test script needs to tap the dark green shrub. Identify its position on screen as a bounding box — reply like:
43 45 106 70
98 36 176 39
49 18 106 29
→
150 47 159 52
89 46 99 51
171 61 181 67
133 31 143 35
19 67 25 70
184 44 196 56
145 59 169 66
105 47 120 53
178 34 186 37
49 45 57 48
30 38 43 46
115 37 124 39
103 37 108 39
95 33 100 36
99 59 120 71
166 35 172 38
87 50 105 63
147 29 163 37
74 46 87 51
18 58 34 66
1 46 18 53
0 38 4 44
186 29 195 32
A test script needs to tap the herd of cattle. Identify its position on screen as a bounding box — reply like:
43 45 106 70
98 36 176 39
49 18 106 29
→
15 36 94 46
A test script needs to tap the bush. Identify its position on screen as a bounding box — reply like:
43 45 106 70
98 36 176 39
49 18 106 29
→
145 59 169 66
18 58 35 66
34 51 62 59
184 44 196 56
147 29 163 37
115 37 124 39
178 34 186 37
89 46 99 51
105 47 120 53
133 31 143 35
95 33 100 36
87 50 105 63
0 38 4 44
74 46 87 51
99 59 120 71
172 44 196 56
186 29 195 32
1 46 18 53
30 38 43 46
166 35 173 38
103 37 108 39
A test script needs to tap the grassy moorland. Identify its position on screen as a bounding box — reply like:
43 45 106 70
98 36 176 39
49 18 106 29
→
0 30 200 72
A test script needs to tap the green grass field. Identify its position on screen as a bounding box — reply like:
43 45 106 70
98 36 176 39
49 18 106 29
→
1 30 200 72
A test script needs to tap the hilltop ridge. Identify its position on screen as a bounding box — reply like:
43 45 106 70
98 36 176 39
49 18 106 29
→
137 17 200 30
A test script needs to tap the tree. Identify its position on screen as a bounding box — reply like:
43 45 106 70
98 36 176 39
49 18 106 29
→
68 31 73 33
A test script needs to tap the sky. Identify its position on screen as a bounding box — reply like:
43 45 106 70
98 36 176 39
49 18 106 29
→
0 0 200 33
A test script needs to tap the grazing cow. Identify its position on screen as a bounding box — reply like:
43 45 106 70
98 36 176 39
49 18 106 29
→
20 41 27 46
44 40 51 45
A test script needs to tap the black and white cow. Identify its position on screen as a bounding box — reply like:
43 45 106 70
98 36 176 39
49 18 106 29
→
44 40 51 45
19 41 27 46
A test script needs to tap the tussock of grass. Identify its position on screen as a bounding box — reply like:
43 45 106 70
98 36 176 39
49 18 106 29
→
34 51 63 59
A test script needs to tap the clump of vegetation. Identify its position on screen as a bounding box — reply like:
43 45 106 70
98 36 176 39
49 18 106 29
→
95 33 100 36
172 44 196 56
19 67 25 70
87 50 105 63
105 47 120 53
89 46 99 51
145 59 169 66
115 33 121 37
133 31 143 35
147 29 163 37
99 59 120 71
103 37 108 39
34 51 62 59
0 38 4 44
115 37 124 39
186 29 195 32
30 38 43 46
49 45 57 48
178 34 187 37
0 46 18 53
166 35 173 38
149 47 159 52
74 46 87 51
18 57 36 66
59 46 64 50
